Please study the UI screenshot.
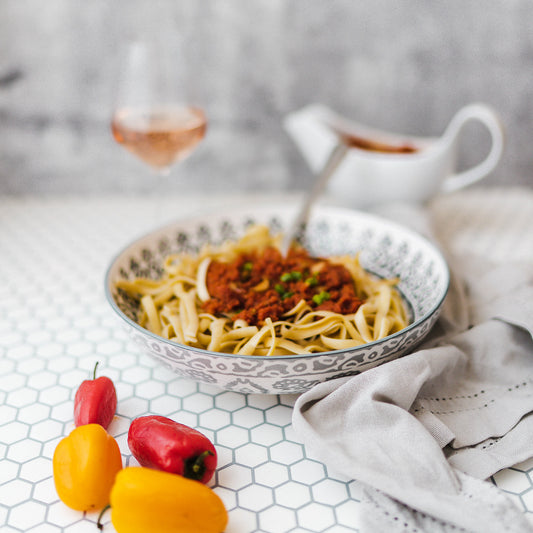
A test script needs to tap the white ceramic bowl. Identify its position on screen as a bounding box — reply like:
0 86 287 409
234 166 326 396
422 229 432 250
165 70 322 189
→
105 204 449 394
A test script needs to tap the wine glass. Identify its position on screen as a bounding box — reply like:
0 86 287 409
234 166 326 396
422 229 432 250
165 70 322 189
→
111 39 207 177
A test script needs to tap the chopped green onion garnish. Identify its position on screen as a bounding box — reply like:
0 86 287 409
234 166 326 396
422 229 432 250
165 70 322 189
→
274 284 285 296
312 291 331 305
305 276 318 287
243 262 253 271
280 271 302 283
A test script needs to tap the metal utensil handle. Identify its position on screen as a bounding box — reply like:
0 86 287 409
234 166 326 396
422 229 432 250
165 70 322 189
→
281 142 349 255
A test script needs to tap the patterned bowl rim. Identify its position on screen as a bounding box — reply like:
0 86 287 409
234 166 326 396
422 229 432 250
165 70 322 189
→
104 203 450 361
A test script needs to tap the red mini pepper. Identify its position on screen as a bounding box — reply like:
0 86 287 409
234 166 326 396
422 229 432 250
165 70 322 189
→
74 362 117 430
127 415 217 484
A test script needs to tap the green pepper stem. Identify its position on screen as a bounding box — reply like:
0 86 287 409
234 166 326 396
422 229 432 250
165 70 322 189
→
185 450 214 480
96 504 110 530
92 361 100 380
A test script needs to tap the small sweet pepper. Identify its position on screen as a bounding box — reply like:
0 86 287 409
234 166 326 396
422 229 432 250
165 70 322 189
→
103 466 228 533
53 423 123 511
128 415 217 483
74 361 117 429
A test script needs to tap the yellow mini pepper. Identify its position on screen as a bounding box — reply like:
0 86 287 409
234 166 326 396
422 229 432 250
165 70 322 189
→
53 423 123 511
108 466 228 533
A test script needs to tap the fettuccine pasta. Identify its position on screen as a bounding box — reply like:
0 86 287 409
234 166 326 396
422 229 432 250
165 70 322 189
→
116 225 409 355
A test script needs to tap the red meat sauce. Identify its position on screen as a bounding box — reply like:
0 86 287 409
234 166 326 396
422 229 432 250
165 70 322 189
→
202 246 363 326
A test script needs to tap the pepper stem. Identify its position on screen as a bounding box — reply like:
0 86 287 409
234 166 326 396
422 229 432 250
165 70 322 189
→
184 450 214 480
92 361 100 380
96 504 110 530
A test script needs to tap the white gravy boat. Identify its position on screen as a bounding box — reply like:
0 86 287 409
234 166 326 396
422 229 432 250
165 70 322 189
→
284 103 504 208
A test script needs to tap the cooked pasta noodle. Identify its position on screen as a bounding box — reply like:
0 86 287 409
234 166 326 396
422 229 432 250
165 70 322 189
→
116 225 409 355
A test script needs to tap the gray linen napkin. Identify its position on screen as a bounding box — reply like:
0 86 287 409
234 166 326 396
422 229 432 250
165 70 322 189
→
292 204 533 533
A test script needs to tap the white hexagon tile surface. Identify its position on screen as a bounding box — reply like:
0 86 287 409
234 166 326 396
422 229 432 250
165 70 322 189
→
2 192 533 532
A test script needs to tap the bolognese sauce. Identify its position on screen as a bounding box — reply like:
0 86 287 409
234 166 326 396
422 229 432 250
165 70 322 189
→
202 247 363 326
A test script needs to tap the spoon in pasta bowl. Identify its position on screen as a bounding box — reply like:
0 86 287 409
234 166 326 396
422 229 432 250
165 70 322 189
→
281 140 349 256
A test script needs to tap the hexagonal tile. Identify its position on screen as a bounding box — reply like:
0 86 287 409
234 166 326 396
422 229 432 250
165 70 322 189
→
270 440 304 465
17 403 51 425
297 502 336 530
55 329 82 345
250 424 284 447
39 385 70 406
234 443 268 467
259 506 297 532
33 477 59 505
135 379 166 399
0 355 18 373
42 437 64 461
274 481 311 509
218 464 253 490
214 391 247 412
216 425 250 448
182 393 214 413
26 330 52 346
62 340 94 357
57 368 88 388
35 342 64 358
247 395 280 410
207 446 230 472
0 459 19 484
50 401 74 423
0 405 18 425
121 365 152 385
0 372 25 392
172 410 199 428
146 395 179 416
114 381 134 402
108 353 138 370
0 479 32 506
46 501 84 529
28 523 63 532
238 484 274 512
8 500 47 530
311 478 349 505
1 421 30 444
7 438 42 463
255 462 290 488
19 457 52 483
290 459 326 484
199 408 231 431
7 387 39 408
96 339 124 355
167 378 198 397
232 406 265 428
15 357 45 375
0 508 8 532
117 396 149 418
30 419 64 443
265 404 293 426
336 499 363 529
225 507 258 532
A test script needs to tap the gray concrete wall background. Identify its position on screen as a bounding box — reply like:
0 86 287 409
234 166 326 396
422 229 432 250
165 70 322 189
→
1 0 532 195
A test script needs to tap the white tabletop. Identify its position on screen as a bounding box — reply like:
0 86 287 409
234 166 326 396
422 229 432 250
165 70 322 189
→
1 188 533 532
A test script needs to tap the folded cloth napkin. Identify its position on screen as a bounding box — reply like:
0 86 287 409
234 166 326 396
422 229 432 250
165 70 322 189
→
292 203 533 533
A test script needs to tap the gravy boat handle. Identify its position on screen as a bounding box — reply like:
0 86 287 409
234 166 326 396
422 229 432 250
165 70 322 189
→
441 103 505 193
